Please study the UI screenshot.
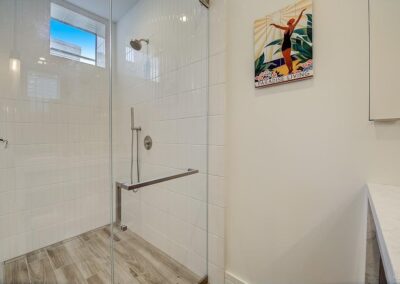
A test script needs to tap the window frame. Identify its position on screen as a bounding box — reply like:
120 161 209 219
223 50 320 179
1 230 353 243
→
50 17 98 66
49 0 108 68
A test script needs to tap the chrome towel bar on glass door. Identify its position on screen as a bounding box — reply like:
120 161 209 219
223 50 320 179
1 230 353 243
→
116 168 199 191
115 168 199 230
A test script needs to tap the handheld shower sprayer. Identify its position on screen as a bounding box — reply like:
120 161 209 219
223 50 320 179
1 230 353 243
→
130 107 141 132
131 107 135 131
130 108 141 185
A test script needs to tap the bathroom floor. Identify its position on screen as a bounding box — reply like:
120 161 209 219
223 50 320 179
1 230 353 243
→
4 226 202 284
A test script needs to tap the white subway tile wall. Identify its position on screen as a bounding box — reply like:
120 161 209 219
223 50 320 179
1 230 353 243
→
114 0 226 281
114 0 226 282
113 0 210 278
0 0 110 262
208 0 226 282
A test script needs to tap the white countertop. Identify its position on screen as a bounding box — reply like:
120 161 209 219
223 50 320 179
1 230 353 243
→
368 183 400 284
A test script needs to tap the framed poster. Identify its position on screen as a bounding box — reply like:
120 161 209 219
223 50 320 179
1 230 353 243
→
254 0 313 88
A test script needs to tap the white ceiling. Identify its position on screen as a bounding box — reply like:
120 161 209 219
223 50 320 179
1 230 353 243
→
65 0 139 22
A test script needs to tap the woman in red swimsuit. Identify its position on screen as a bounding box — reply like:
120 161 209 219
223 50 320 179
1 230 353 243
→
270 9 306 74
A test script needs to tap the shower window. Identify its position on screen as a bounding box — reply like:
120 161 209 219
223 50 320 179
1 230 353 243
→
50 2 106 67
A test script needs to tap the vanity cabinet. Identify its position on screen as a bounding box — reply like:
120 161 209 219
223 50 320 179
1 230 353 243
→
366 184 400 284
369 0 400 120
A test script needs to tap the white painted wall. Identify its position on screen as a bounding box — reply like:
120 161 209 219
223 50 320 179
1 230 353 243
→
226 0 400 283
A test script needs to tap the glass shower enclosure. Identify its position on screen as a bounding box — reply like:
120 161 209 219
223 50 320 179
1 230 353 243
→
0 0 209 283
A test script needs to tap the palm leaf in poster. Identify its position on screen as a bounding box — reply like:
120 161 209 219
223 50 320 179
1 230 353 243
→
266 38 283 47
306 14 313 42
255 53 267 76
306 13 312 24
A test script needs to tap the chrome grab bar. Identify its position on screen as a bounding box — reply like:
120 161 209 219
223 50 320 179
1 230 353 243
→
115 168 199 230
116 168 199 191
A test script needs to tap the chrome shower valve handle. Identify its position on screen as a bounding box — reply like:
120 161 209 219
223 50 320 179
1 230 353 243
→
0 138 8 148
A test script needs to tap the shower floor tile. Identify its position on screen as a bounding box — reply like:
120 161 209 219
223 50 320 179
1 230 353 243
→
4 226 202 284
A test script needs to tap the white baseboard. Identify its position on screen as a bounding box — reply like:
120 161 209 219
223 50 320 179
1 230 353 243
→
225 271 248 284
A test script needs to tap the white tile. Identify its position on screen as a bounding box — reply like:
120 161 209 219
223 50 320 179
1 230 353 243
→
208 204 225 238
188 250 207 278
189 198 207 230
0 258 3 279
208 262 226 284
29 184 63 210
0 214 13 239
0 145 15 169
143 204 168 237
209 175 225 207
168 240 190 268
210 52 226 86
0 233 32 263
190 226 207 259
190 145 207 173
0 168 15 193
0 191 14 215
188 173 207 202
209 115 225 146
15 101 43 123
209 0 227 56
209 83 226 116
208 233 225 267
209 146 224 176
168 191 190 223
167 215 191 249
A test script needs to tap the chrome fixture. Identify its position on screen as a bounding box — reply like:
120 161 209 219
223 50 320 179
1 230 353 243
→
0 138 8 149
129 39 149 51
199 0 210 8
144 135 152 150
115 169 199 230
118 169 199 191
130 107 141 184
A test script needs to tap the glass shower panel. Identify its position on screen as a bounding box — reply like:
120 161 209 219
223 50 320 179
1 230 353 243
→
0 0 112 282
112 0 209 282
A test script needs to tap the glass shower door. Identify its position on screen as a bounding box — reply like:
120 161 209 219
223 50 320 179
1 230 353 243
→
0 0 209 282
0 0 113 283
111 0 209 282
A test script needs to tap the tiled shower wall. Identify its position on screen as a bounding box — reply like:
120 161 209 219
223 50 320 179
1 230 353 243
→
208 0 226 282
0 0 110 262
113 0 209 278
113 0 226 282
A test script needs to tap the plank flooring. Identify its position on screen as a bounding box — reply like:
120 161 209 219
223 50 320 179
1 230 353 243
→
4 226 202 284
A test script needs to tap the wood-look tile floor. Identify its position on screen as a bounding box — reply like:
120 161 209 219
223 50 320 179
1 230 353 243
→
4 226 202 284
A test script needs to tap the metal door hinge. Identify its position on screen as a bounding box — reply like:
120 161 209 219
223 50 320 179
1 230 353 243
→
0 138 8 148
199 0 209 8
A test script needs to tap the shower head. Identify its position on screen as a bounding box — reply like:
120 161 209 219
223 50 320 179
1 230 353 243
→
130 38 149 51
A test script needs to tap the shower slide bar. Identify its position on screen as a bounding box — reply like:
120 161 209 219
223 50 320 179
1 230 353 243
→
115 168 199 230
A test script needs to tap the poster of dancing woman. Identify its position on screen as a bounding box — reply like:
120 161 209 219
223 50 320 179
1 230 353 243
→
254 0 313 88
